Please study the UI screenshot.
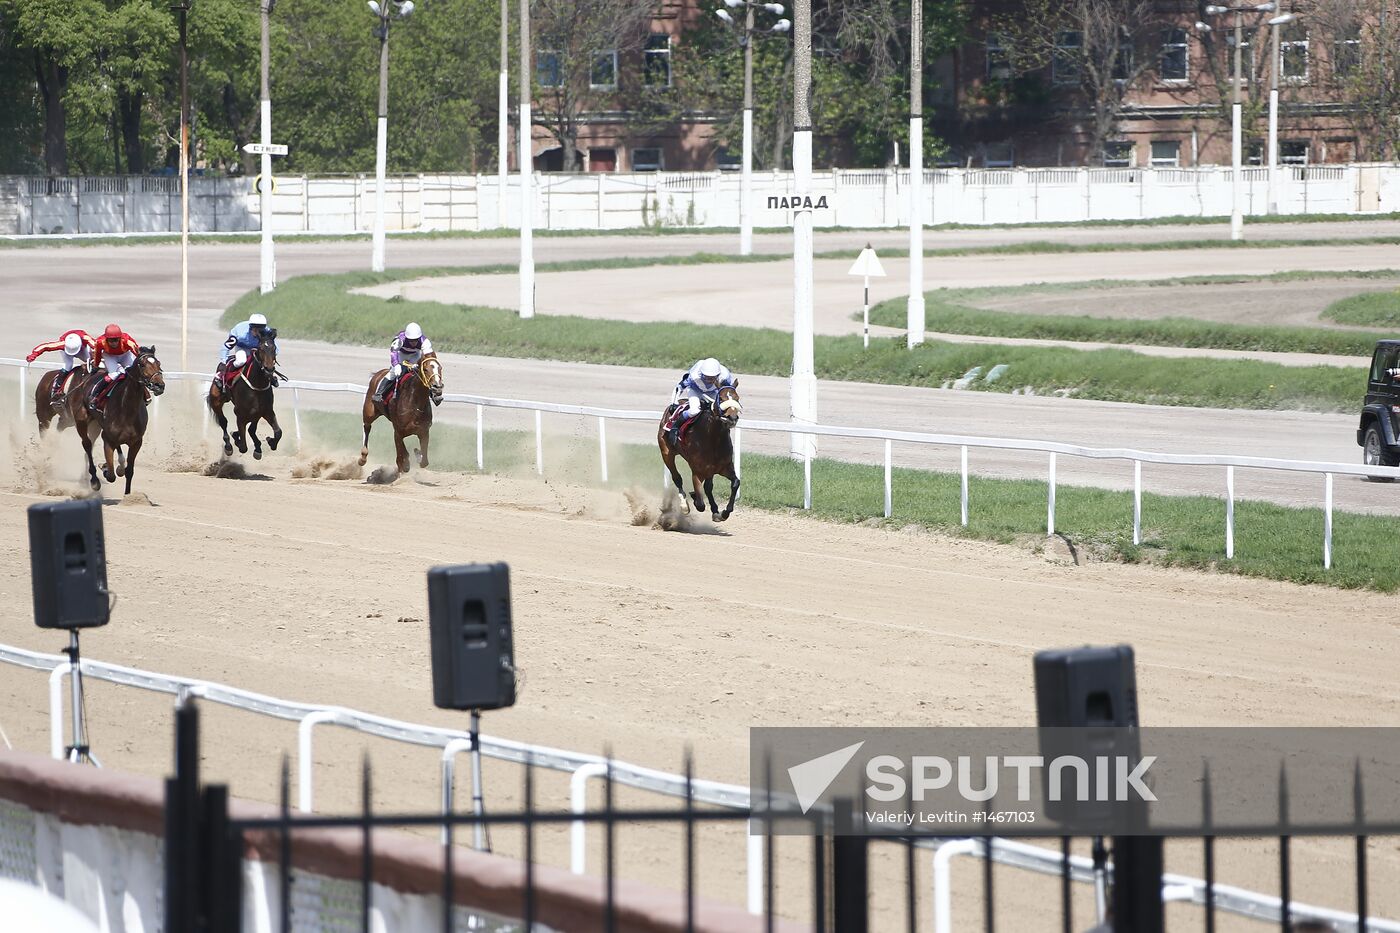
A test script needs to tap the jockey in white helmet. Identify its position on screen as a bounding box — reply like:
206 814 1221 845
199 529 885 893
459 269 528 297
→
665 357 737 446
373 322 434 404
217 312 278 387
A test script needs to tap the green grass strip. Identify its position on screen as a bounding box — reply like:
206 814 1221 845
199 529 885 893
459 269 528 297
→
867 277 1398 357
1322 287 1400 328
301 408 1400 593
225 264 1363 412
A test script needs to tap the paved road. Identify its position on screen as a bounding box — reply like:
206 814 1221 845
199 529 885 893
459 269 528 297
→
3 226 1395 517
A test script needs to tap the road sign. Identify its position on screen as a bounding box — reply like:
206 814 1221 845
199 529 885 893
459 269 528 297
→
848 245 886 348
243 142 288 156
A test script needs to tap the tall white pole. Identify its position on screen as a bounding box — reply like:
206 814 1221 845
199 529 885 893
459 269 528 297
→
739 4 754 256
178 2 190 372
906 0 924 347
1267 20 1281 214
1230 12 1244 241
518 0 534 317
790 0 815 458
371 24 389 272
259 1 275 293
497 0 508 228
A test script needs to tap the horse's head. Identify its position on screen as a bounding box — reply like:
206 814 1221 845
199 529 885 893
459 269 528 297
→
254 327 278 372
420 353 444 405
133 346 165 396
715 385 742 427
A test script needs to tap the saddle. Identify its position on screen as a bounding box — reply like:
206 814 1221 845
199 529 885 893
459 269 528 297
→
89 374 123 412
51 369 81 402
382 368 416 406
219 360 251 389
663 402 702 444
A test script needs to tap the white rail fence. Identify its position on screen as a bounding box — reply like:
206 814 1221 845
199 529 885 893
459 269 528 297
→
0 641 1391 932
8 357 1396 572
4 163 1399 236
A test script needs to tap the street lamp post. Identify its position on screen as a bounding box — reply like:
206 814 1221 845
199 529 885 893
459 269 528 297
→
497 0 508 228
518 0 533 317
907 0 924 348
715 1 789 257
367 0 415 274
1267 13 1299 215
1199 3 1274 241
172 0 191 371
790 0 815 458
259 0 276 293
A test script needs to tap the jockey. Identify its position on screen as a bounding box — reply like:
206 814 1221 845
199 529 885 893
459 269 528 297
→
87 323 141 411
372 322 433 404
217 312 278 387
665 357 737 447
27 329 96 372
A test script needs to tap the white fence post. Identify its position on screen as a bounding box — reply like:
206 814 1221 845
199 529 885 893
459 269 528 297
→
1133 460 1142 546
535 409 543 475
883 439 892 519
297 710 339 813
48 662 68 760
1225 465 1235 560
734 426 742 479
960 445 969 526
18 364 26 421
1047 452 1057 536
598 416 608 483
569 762 608 875
747 836 763 915
291 387 302 450
476 404 484 470
1324 472 1333 570
803 451 812 510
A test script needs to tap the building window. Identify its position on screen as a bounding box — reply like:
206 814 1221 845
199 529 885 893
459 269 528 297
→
588 148 616 172
985 33 1011 80
1333 29 1360 78
1150 140 1180 167
1245 141 1264 165
1225 34 1253 83
537 51 562 88
1280 25 1309 81
1103 141 1134 167
632 147 663 171
591 50 618 89
644 34 672 87
716 148 740 171
1281 140 1309 165
1160 28 1188 81
982 141 1014 168
1053 31 1081 85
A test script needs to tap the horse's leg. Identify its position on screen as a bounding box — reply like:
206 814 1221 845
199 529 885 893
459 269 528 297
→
210 392 233 456
233 402 249 454
115 445 127 477
248 413 263 461
101 437 117 484
393 427 410 474
689 470 706 513
123 438 141 496
80 422 101 491
703 475 721 521
417 426 430 469
264 401 283 451
359 399 377 466
719 466 741 521
661 448 689 514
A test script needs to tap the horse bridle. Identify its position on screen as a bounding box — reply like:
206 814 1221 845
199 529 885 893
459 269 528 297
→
130 354 165 397
240 344 279 391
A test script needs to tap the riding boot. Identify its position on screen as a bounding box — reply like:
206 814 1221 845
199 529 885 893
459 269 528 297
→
373 376 391 407
87 377 107 414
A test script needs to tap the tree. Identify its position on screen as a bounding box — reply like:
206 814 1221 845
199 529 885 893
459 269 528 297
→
530 0 654 172
995 0 1175 165
1313 0 1400 159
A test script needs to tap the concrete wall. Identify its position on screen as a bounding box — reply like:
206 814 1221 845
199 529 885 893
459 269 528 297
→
2 163 1395 236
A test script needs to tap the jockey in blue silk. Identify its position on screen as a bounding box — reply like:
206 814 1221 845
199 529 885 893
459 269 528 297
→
665 357 737 447
373 322 434 404
218 313 278 386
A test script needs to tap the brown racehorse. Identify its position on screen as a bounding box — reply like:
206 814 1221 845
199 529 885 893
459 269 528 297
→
208 327 283 460
359 352 444 474
34 365 91 434
658 385 742 521
66 348 166 495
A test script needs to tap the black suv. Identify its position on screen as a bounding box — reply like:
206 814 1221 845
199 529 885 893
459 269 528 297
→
1359 339 1400 478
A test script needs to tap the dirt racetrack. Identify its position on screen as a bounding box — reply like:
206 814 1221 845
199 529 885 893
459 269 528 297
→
3 409 1400 928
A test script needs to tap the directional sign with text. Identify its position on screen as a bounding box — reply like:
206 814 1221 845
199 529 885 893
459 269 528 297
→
243 142 288 156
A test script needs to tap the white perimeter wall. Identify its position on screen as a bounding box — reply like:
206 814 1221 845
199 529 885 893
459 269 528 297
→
3 163 1400 236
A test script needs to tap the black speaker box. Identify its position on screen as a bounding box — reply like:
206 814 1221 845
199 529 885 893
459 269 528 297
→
28 500 110 630
427 563 516 711
1033 644 1138 728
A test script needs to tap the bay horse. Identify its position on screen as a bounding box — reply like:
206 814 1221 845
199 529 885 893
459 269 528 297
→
66 348 166 495
359 353 444 474
34 365 92 434
208 327 283 460
658 385 742 521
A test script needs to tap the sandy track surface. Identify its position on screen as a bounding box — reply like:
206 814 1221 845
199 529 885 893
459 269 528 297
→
2 419 1400 923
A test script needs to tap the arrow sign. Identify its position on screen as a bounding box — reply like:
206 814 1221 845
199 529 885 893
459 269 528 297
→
243 142 288 156
848 245 886 348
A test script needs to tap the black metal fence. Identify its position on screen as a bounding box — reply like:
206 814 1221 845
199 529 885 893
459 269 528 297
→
162 705 1391 933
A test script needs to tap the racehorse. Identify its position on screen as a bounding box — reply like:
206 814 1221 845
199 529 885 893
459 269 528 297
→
34 365 91 434
359 352 444 474
67 348 165 495
208 327 283 460
658 385 742 521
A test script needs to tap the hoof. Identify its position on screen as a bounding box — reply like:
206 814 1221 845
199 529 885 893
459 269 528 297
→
102 468 116 483
116 465 126 477
253 448 263 461
268 436 280 451
89 476 101 491
678 494 690 515
717 510 731 522
235 441 247 454
358 452 368 467
223 443 233 456
691 494 705 512
711 511 721 522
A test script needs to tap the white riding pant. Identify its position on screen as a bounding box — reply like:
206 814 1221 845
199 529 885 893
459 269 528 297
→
60 350 88 373
101 351 135 377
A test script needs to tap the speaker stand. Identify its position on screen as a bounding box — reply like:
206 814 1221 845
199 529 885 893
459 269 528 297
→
469 709 488 852
1091 834 1108 923
63 629 100 767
